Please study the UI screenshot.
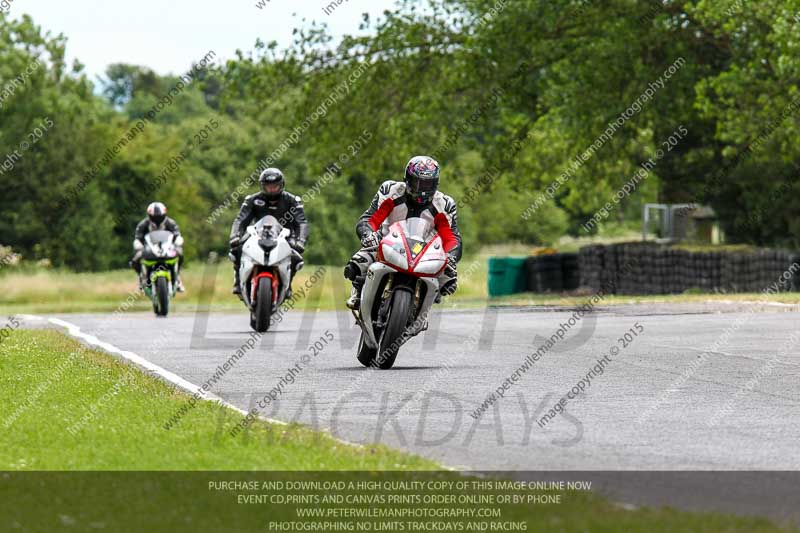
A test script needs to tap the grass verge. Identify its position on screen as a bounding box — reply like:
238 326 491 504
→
0 329 435 470
0 259 488 314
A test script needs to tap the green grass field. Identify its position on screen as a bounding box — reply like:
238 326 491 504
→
1 238 798 315
0 255 491 314
1 257 799 315
0 329 793 532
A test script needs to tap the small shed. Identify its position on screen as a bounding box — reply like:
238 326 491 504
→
690 206 723 244
642 203 723 244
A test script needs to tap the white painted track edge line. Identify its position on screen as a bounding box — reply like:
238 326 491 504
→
31 315 466 469
38 317 407 450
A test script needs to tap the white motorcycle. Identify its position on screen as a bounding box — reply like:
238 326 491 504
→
236 215 301 332
353 216 452 369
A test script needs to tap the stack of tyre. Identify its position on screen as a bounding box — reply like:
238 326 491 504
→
603 243 623 291
523 253 581 293
655 247 678 294
613 243 631 294
721 252 750 293
525 255 562 292
607 242 655 294
577 243 800 295
693 251 724 292
794 254 800 292
756 250 777 291
632 245 655 294
562 253 580 290
640 242 663 294
578 245 605 290
668 248 689 293
757 249 798 292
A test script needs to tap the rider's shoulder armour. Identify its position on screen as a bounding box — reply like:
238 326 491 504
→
377 180 407 202
282 191 303 206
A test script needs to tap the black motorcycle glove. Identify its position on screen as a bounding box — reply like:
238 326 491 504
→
445 256 458 277
441 256 458 296
441 281 458 296
289 238 305 254
229 236 242 254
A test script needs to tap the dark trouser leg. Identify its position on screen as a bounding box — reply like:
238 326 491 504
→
288 254 303 299
230 249 242 295
130 253 144 290
175 253 185 292
130 250 142 274
436 263 458 303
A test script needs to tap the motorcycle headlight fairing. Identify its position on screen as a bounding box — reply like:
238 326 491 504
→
381 243 409 271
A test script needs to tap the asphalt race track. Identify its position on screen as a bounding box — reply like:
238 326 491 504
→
32 302 800 523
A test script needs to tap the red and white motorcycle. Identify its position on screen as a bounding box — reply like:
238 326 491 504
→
353 217 452 369
236 215 300 332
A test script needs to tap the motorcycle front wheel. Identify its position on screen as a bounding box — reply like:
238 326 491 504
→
155 276 170 317
356 331 377 367
252 278 272 333
375 289 412 369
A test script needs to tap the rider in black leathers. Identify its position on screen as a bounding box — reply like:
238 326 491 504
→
229 168 309 296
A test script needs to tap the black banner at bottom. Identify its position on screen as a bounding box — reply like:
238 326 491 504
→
1 471 798 532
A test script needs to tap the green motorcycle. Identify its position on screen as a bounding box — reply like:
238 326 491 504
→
140 230 180 317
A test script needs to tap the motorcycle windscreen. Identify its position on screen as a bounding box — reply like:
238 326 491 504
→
145 230 176 259
402 217 436 259
399 218 435 241
383 218 443 273
253 215 284 239
147 230 174 244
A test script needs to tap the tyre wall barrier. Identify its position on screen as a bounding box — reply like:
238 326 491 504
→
577 243 800 295
523 253 580 293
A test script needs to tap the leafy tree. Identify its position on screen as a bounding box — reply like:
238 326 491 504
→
4 0 800 272
1 14 118 269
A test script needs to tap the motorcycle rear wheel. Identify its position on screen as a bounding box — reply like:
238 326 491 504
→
253 278 272 333
375 289 412 369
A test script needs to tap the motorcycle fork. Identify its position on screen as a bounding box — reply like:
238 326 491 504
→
414 280 423 314
375 275 394 330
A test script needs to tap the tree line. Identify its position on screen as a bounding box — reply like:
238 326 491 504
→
1 0 799 271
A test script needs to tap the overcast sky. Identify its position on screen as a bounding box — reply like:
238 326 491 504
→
13 0 397 79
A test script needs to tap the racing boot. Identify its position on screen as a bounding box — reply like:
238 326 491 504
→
346 275 365 310
346 285 360 310
344 249 374 310
286 268 296 301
